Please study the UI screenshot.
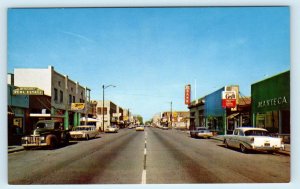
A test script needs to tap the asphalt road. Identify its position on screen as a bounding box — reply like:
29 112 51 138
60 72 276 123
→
8 127 290 184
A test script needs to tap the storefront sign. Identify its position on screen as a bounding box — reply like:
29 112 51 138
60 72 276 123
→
257 96 288 108
222 91 236 108
71 103 85 110
113 113 122 117
13 87 44 95
251 71 290 113
185 84 191 105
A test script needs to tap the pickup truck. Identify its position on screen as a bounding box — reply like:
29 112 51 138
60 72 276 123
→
22 120 70 149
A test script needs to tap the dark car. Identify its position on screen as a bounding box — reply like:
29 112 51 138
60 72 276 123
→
22 120 70 149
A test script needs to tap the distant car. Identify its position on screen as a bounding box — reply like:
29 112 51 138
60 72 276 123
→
70 125 99 140
223 127 284 153
136 125 145 131
128 125 135 129
190 127 213 138
162 126 169 130
105 125 119 133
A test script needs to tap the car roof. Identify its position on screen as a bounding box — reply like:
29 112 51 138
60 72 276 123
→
235 127 268 132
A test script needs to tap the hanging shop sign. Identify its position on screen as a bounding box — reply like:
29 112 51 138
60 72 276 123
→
222 91 237 108
13 87 44 95
71 103 85 110
185 84 191 105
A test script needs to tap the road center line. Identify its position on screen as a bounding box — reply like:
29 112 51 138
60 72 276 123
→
141 130 147 184
141 170 146 184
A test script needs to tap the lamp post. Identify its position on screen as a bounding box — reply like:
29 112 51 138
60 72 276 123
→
102 84 116 132
170 101 173 129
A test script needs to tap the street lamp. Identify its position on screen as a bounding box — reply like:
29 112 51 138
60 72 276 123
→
170 101 172 129
102 84 116 132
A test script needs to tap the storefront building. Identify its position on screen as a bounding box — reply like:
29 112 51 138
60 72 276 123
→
96 100 118 131
7 84 29 145
204 87 226 134
251 70 290 143
188 97 205 130
13 66 90 130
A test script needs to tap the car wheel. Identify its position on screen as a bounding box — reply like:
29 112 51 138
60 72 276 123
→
23 146 31 150
240 144 247 153
86 135 89 140
267 150 275 154
49 139 57 150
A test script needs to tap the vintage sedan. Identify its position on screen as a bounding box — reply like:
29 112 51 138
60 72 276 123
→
190 127 213 138
223 127 284 153
104 125 119 133
136 125 145 131
70 125 99 140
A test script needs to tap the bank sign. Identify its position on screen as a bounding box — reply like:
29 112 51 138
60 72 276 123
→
251 71 290 113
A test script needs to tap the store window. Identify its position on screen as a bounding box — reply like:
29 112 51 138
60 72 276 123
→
54 88 58 102
60 90 63 103
69 94 72 104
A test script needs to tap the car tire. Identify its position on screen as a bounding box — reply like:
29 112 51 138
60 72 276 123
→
49 139 57 150
224 140 229 148
23 146 31 150
240 144 247 153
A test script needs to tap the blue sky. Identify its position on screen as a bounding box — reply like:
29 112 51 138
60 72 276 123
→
8 7 290 121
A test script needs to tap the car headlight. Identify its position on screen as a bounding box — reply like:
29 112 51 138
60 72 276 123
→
40 136 45 141
22 136 28 140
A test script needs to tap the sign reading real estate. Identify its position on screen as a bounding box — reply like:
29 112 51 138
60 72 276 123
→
71 103 85 110
222 91 236 108
185 84 191 105
13 87 44 95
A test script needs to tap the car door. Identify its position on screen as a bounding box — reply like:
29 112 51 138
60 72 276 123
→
231 129 240 148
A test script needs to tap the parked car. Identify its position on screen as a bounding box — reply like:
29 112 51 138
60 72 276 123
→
105 125 119 133
70 125 99 140
223 127 284 153
21 120 70 150
190 127 213 138
128 124 135 129
136 125 145 131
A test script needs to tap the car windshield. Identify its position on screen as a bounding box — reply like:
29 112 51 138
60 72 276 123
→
36 122 54 129
197 128 209 131
244 130 269 136
73 127 90 131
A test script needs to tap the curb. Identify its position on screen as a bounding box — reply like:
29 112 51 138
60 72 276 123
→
8 147 24 154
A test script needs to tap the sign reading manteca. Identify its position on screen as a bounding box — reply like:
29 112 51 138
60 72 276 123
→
13 87 44 95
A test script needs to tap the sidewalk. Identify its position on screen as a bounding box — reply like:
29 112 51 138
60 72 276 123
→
211 135 290 156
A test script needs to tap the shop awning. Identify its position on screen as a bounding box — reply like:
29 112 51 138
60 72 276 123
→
80 117 100 122
227 113 240 119
29 113 65 118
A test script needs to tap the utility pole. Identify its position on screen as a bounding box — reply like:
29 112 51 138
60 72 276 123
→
102 85 104 132
102 84 116 132
170 101 173 129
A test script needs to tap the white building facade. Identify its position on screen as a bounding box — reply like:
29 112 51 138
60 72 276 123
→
14 65 90 129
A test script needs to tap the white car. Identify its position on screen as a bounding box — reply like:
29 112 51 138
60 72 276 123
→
70 125 99 140
105 125 119 133
223 127 284 153
190 127 213 138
